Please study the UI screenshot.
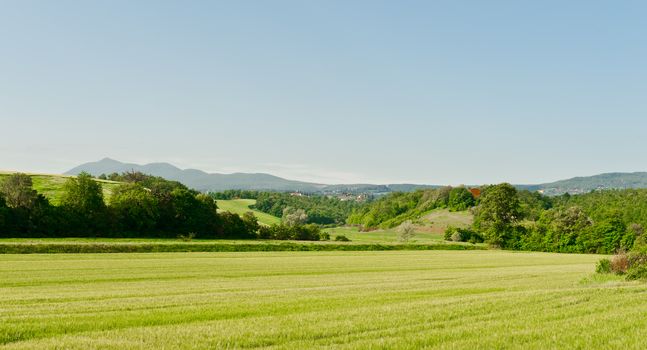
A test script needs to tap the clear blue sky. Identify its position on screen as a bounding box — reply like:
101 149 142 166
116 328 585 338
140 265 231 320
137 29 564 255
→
1 1 646 185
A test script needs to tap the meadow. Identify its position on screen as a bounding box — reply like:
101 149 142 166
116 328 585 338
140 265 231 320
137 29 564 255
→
2 250 645 349
216 199 282 226
0 172 121 205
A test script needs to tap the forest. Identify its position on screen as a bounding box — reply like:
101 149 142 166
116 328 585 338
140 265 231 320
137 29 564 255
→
0 172 325 240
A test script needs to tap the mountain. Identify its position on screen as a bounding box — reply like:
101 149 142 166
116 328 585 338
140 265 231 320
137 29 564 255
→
530 172 647 196
66 159 647 196
65 158 327 192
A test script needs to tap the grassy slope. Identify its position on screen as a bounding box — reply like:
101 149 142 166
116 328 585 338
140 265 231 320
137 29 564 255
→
0 172 121 205
327 208 473 243
3 250 644 349
216 199 281 226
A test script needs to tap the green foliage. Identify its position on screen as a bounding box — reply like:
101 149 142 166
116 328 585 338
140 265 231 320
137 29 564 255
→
347 187 452 229
213 190 359 225
334 234 350 242
472 183 522 247
0 173 38 208
282 207 308 226
110 183 159 233
444 226 483 243
448 187 475 212
595 258 612 274
257 224 324 241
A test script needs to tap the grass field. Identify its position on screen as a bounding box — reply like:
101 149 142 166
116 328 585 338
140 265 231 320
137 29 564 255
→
0 237 480 254
0 172 121 205
216 199 281 226
326 226 445 243
2 250 645 349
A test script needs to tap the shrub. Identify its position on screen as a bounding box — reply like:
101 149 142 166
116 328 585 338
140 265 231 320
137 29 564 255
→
177 232 196 242
626 265 647 280
595 258 612 274
319 232 331 240
444 226 483 243
397 220 416 243
335 235 350 242
610 252 629 274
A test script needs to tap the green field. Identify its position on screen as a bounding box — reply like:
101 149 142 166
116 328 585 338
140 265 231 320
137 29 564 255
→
2 250 645 349
326 226 445 243
0 172 121 205
216 199 281 225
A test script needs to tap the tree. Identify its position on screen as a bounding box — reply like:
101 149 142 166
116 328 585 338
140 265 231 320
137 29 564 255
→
60 172 107 234
473 183 522 247
60 172 106 215
282 207 308 226
109 183 159 233
397 220 416 242
448 187 475 211
0 173 38 208
242 212 260 234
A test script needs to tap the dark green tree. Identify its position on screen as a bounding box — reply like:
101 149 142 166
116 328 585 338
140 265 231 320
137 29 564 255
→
473 183 522 247
448 187 475 211
109 183 159 233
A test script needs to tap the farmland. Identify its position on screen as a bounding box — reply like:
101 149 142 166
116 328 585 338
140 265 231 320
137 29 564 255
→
2 250 645 349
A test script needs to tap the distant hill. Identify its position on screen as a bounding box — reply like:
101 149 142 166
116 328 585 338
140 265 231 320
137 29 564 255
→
529 172 647 196
66 158 647 196
66 158 328 192
66 158 440 194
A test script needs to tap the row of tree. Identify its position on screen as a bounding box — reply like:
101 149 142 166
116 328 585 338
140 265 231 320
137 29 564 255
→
0 172 260 238
470 183 642 254
212 190 360 225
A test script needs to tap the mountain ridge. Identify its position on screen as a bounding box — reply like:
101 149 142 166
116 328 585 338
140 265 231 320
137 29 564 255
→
65 158 647 195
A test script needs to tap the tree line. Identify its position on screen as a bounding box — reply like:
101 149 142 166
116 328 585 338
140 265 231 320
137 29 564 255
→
0 172 325 240
212 190 360 226
464 183 643 254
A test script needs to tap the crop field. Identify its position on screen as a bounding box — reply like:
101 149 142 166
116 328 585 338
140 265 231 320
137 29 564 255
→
216 199 281 226
2 250 646 349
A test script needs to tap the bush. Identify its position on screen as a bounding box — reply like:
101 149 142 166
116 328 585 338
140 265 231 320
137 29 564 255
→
444 226 483 243
335 235 350 242
626 265 647 280
257 224 323 241
595 258 612 274
178 232 196 242
610 252 629 274
319 232 330 240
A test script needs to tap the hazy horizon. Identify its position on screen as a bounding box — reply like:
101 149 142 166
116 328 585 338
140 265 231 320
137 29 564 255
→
2 1 646 184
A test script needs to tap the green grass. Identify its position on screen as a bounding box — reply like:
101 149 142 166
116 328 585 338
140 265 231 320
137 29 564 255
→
2 250 645 349
420 208 473 233
326 226 446 243
0 172 121 205
216 199 281 226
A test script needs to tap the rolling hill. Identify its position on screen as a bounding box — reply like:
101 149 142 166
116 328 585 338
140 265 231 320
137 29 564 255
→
66 158 327 193
215 199 281 226
66 158 647 196
66 158 439 194
522 172 647 196
0 172 122 205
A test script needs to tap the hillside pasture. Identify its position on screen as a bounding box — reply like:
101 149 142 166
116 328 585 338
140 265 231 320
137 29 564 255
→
216 199 281 226
0 172 121 205
2 250 644 349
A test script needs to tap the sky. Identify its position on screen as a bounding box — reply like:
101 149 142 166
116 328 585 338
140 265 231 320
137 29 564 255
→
1 0 646 185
